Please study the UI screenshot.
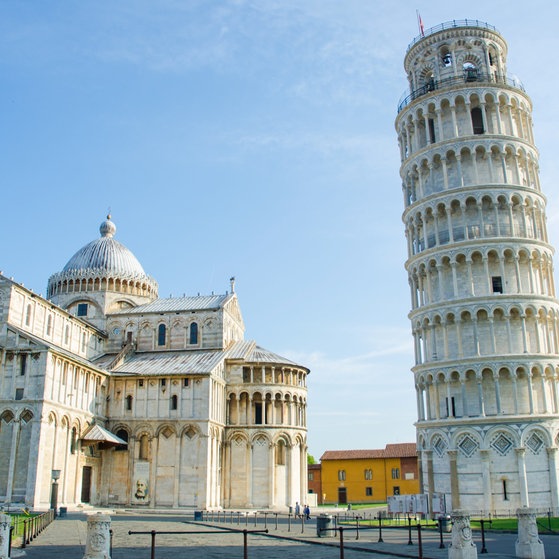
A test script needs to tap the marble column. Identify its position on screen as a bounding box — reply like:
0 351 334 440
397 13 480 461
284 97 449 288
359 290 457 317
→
449 509 477 559
515 507 545 559
83 513 111 559
0 514 10 559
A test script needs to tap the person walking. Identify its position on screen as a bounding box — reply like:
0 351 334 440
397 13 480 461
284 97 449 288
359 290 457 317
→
303 504 311 520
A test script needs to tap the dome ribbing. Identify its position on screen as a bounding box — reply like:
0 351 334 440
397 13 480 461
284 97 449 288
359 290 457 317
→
47 215 158 300
62 216 146 278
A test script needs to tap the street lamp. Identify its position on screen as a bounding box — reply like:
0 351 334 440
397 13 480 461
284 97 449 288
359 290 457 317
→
50 469 61 518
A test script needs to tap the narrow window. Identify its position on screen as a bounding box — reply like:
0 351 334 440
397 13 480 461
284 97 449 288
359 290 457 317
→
77 303 88 317
126 331 133 343
308 472 314 481
189 322 198 345
364 468 372 480
276 440 286 465
15 388 24 400
126 395 133 411
428 118 436 143
25 304 32 326
471 107 484 134
338 470 346 481
81 332 87 352
20 354 27 376
161 378 167 388
366 487 373 496
171 395 178 410
115 429 128 451
392 468 400 479
255 402 263 424
70 427 77 454
65 324 70 345
492 276 503 293
393 486 400 495
46 315 53 336
445 396 456 417
183 378 189 387
139 434 149 460
138 379 144 388
158 324 166 346
503 479 508 500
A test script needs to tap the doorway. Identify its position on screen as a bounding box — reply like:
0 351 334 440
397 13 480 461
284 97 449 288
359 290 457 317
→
81 466 92 503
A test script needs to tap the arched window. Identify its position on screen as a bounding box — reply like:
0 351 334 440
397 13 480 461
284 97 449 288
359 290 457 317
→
471 107 484 134
189 322 198 345
171 395 178 410
158 324 166 346
139 434 149 460
115 429 129 451
463 62 478 82
126 395 133 411
70 427 77 454
276 440 286 465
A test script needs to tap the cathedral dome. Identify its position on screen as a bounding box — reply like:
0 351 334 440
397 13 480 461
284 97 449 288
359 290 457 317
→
62 216 146 278
47 215 158 300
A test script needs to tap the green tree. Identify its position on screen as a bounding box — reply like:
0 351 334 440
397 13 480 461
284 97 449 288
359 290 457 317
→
307 453 316 465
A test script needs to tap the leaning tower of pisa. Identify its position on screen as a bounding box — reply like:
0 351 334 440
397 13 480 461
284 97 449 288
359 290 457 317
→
395 20 559 515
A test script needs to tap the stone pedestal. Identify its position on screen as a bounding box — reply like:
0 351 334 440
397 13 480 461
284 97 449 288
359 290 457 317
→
0 514 11 559
516 507 545 559
448 509 477 559
83 513 111 559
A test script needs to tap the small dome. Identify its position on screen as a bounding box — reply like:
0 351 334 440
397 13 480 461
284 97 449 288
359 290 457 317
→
62 215 147 278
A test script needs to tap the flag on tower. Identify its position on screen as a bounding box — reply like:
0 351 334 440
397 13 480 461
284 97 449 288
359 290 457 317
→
417 11 425 36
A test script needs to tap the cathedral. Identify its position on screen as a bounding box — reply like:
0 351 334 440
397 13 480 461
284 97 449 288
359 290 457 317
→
0 215 309 510
397 20 559 514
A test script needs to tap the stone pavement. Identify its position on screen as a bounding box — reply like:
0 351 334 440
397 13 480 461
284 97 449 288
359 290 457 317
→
11 510 559 559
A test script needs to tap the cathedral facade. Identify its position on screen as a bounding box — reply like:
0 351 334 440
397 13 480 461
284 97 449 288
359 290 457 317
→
0 216 308 510
396 20 559 514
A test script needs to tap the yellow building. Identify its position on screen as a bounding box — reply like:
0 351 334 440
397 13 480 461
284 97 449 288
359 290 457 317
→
320 443 419 505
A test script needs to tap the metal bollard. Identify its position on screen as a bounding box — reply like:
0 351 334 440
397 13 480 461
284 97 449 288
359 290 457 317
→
479 518 491 554
417 523 423 559
438 518 445 548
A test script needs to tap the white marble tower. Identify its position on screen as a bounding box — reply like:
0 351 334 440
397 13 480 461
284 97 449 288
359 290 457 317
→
395 20 559 514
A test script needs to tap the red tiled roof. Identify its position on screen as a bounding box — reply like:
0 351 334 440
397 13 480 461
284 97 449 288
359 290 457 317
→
320 443 417 462
384 443 418 458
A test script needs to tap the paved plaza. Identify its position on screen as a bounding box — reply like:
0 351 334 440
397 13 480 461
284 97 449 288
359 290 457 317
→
10 509 559 559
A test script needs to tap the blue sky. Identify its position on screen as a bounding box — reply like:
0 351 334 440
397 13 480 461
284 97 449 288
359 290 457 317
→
2 1 559 459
